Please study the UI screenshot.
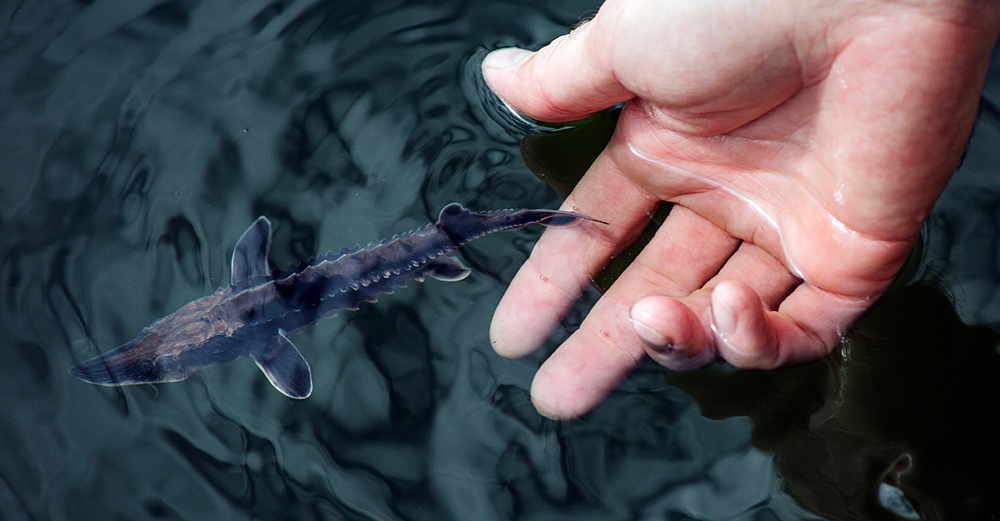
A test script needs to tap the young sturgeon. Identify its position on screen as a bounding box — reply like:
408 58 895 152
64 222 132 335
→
69 203 598 399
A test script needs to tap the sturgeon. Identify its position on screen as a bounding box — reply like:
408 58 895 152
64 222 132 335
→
69 203 598 398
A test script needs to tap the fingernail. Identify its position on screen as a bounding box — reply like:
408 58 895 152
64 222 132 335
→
631 317 672 352
482 48 533 70
710 295 737 339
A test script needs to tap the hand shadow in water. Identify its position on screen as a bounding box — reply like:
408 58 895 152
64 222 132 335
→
669 281 1000 521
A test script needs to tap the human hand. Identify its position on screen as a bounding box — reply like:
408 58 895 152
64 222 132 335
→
484 0 1000 419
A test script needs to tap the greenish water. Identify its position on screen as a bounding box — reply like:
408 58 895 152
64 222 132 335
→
2 2 999 520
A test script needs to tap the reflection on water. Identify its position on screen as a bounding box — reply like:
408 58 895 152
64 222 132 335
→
1 1 999 520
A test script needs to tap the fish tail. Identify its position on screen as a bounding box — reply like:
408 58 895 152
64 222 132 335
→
435 203 604 245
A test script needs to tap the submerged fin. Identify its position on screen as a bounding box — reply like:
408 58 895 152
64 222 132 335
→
425 256 472 281
232 216 273 286
435 202 604 246
252 331 313 399
69 337 193 387
69 350 128 386
533 213 584 227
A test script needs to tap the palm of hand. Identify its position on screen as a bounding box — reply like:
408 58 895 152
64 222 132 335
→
485 0 995 419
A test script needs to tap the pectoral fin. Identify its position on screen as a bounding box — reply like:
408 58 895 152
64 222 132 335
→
424 256 472 281
232 217 273 286
252 331 313 399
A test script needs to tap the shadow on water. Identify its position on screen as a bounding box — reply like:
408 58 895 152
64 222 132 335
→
1 1 1000 520
671 283 1000 521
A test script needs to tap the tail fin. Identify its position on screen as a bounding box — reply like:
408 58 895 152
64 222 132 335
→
435 203 604 245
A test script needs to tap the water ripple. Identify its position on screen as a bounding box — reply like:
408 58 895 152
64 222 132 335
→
3 0 999 520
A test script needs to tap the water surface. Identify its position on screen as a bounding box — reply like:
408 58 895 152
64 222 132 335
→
2 2 999 520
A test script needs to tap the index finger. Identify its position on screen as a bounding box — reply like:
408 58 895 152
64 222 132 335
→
528 206 741 419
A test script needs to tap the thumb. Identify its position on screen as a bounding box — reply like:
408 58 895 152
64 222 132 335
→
481 19 633 123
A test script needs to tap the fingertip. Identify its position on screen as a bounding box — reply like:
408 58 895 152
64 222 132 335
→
481 48 532 97
528 331 639 420
489 290 552 359
479 27 631 123
489 255 584 359
709 281 778 368
630 296 715 370
530 370 581 421
530 359 615 421
482 48 533 75
529 352 592 420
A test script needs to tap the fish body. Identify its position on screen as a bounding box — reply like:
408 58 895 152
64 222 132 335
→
69 203 596 398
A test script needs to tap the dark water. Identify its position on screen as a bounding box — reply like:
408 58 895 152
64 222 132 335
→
1 2 999 520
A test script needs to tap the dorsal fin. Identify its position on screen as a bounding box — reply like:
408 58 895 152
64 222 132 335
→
232 217 272 286
437 202 471 227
